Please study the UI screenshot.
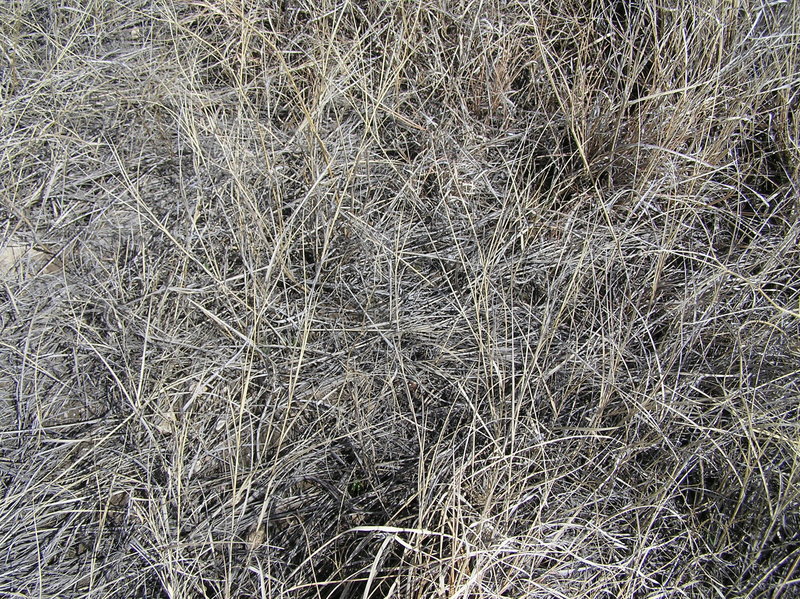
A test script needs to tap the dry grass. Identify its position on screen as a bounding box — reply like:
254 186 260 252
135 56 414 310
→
1 0 799 597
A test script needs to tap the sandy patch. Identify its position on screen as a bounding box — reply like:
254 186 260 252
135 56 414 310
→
0 240 61 279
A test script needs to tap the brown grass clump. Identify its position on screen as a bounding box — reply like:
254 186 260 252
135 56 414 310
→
1 1 799 597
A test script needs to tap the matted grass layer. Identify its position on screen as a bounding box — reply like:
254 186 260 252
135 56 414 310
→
1 1 799 597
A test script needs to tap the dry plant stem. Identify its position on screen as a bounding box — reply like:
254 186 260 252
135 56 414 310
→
0 0 799 598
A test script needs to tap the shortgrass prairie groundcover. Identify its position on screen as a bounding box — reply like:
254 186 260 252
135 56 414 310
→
1 1 799 597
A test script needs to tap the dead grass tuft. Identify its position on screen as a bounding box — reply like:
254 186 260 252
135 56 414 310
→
1 0 798 597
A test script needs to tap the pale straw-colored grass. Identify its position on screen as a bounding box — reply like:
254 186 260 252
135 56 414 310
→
1 1 798 597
